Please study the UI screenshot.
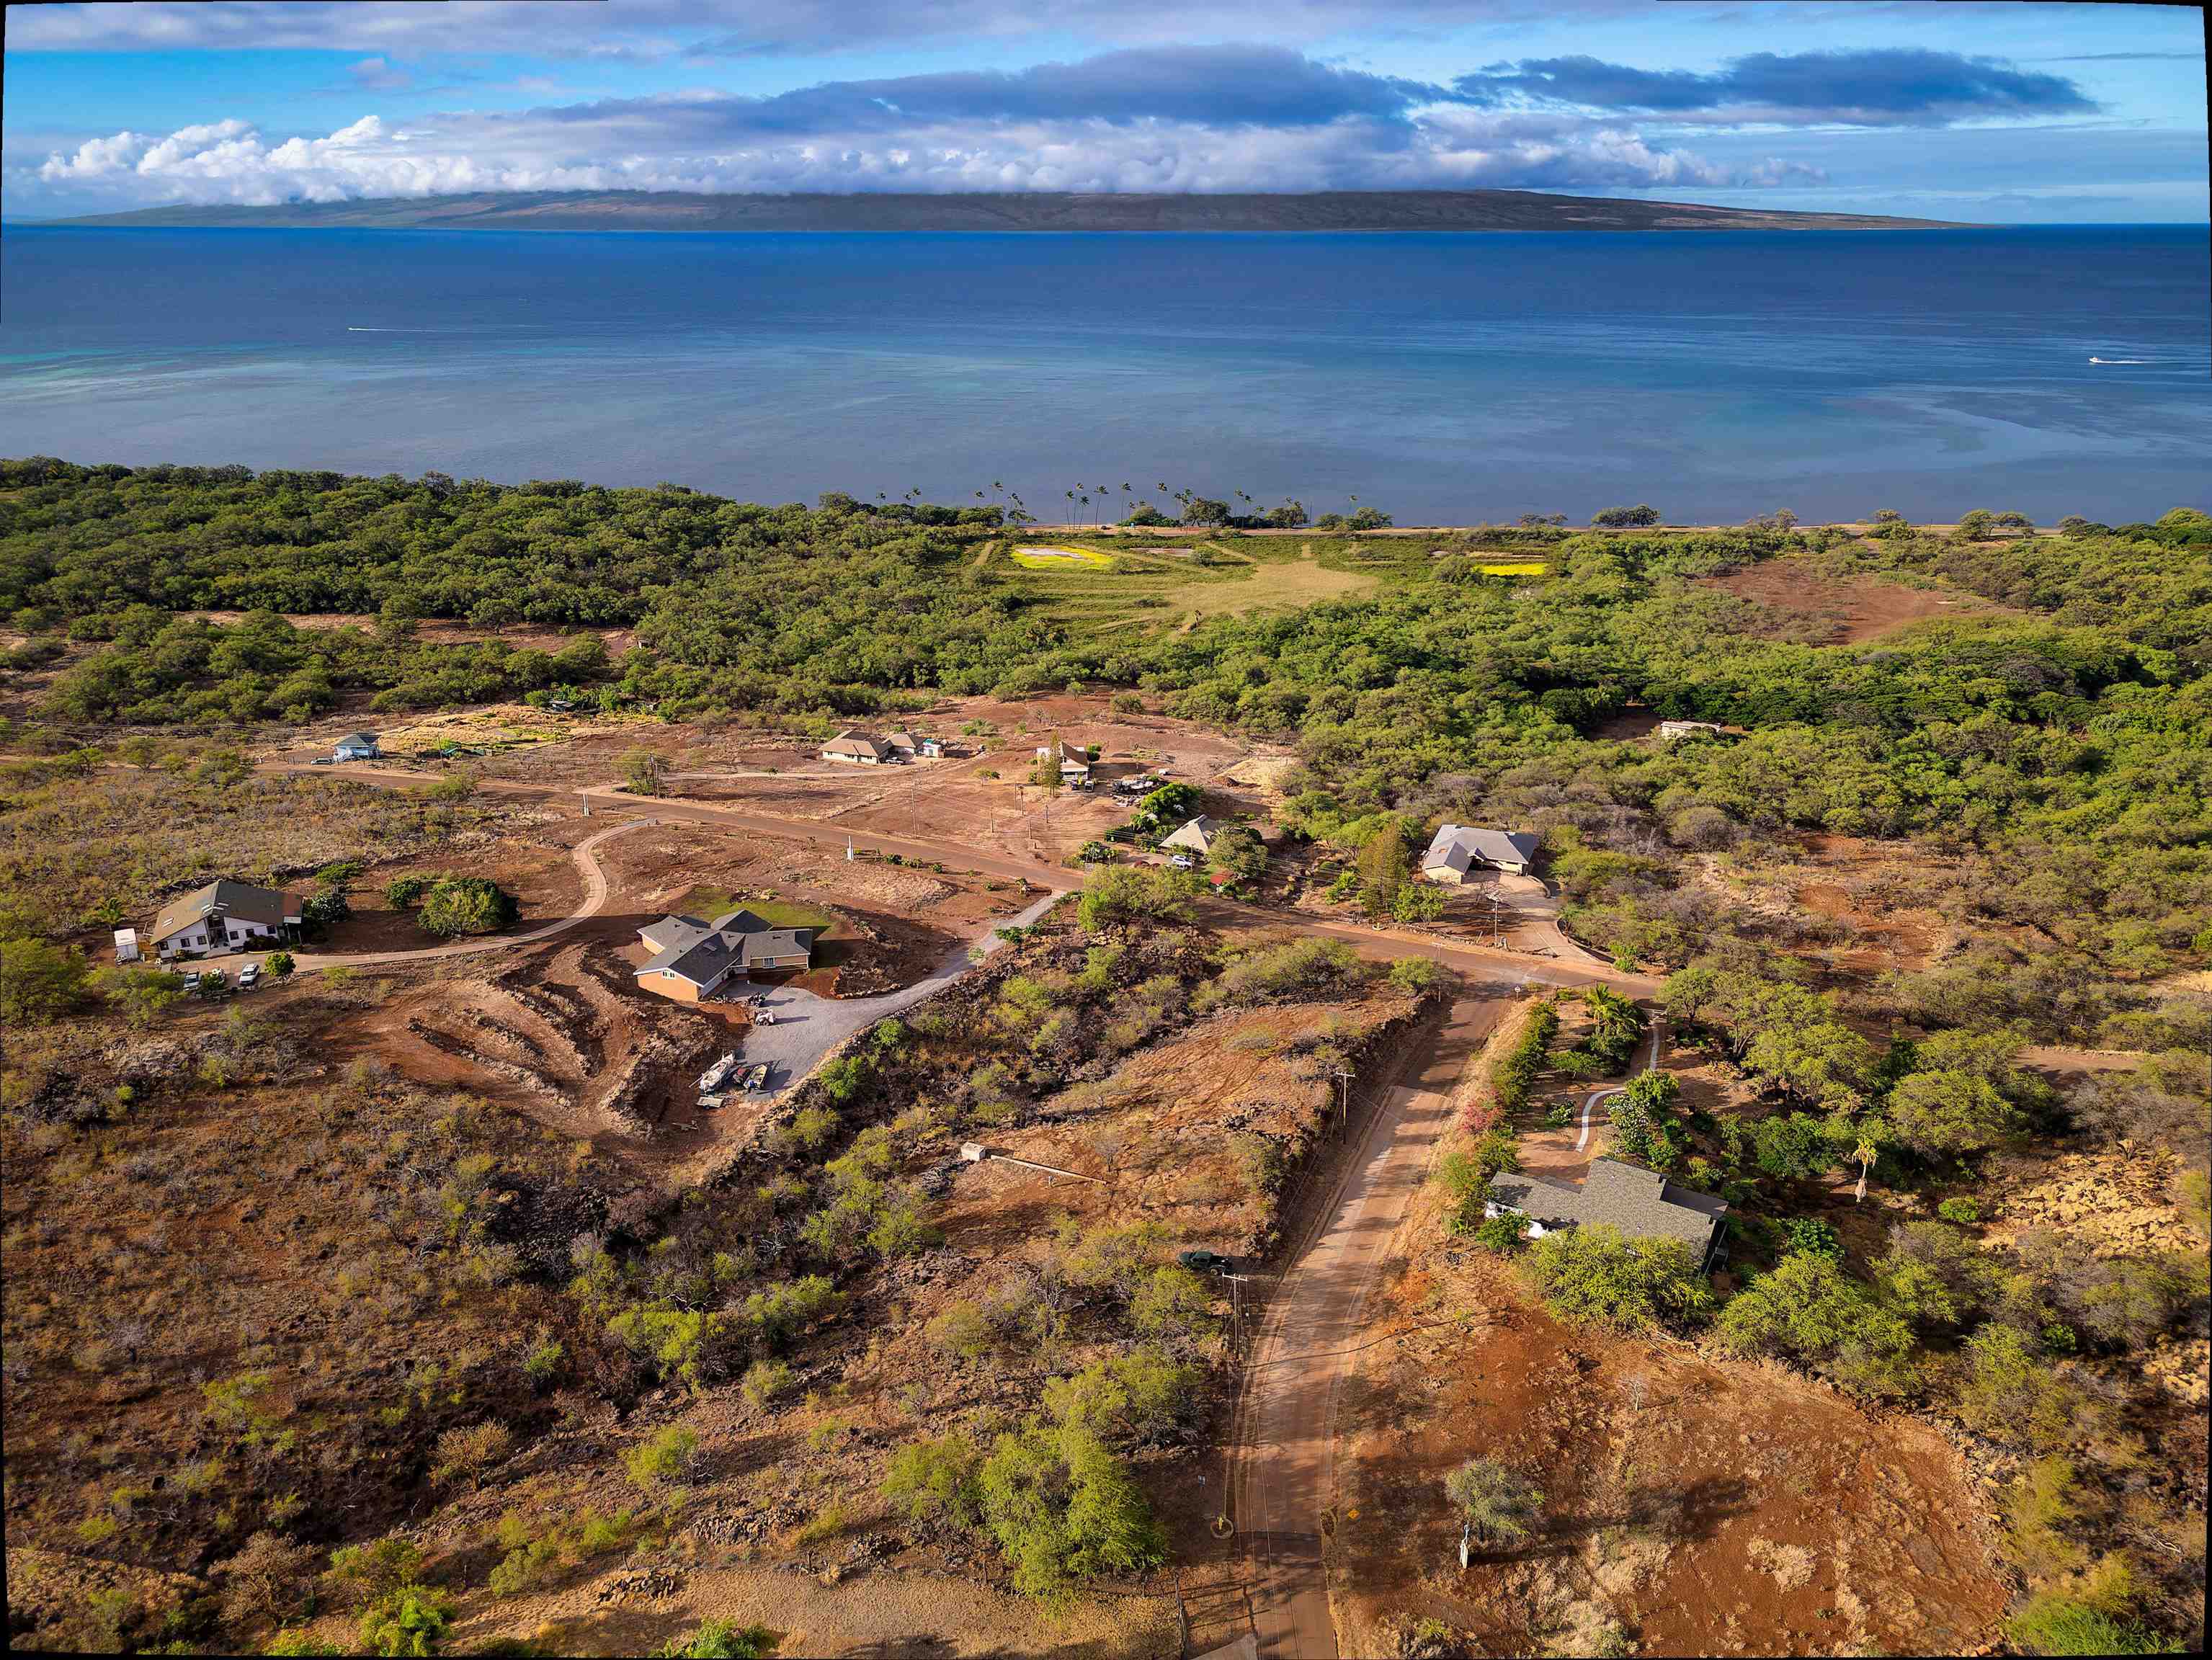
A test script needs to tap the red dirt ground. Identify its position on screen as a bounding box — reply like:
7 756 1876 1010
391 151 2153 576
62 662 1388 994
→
1707 558 2009 646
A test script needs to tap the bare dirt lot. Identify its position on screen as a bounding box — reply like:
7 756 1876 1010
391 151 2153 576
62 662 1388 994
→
1706 556 2010 645
1332 1251 2007 1657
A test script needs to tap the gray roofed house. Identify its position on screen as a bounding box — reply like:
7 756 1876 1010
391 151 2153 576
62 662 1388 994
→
1420 823 1541 882
1484 1158 1730 1272
334 731 380 760
148 880 300 959
1160 815 1220 855
635 909 816 1001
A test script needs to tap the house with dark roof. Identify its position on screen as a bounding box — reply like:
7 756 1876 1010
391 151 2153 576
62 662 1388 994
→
334 731 380 762
1484 1158 1730 1272
1420 823 1540 882
149 880 300 960
635 909 816 1002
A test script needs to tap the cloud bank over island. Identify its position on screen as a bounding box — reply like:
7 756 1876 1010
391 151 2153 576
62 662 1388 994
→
27 44 2110 208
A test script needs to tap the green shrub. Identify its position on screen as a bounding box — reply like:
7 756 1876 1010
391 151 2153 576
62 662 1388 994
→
1388 955 1444 994
383 875 431 909
978 1423 1167 1599
880 1433 984 1528
1522 1226 1711 1334
416 876 518 937
357 1585 455 1657
1717 1253 1916 1396
656 1621 772 1659
1473 1213 1525 1254
1780 1218 1843 1260
623 1426 700 1496
1443 1458 1543 1547
1936 1197 1983 1225
1 937 90 1025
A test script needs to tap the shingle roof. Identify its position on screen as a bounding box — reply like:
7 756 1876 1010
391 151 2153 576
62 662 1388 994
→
1422 824 1540 872
150 880 294 943
1486 1158 1727 1255
635 909 815 987
822 730 893 759
1161 815 1218 852
337 731 379 747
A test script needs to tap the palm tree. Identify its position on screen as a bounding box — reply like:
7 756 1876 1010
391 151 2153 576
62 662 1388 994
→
1852 1135 1878 1202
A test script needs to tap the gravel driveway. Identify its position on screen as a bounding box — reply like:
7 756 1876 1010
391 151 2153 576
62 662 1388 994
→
731 890 1063 1096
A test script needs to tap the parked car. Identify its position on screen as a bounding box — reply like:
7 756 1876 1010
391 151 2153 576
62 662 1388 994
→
238 963 262 989
1169 854 1195 870
179 971 204 994
311 757 335 766
1177 1249 1236 1275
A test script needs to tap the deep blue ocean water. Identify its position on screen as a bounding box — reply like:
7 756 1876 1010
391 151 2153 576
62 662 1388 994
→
1 225 2205 523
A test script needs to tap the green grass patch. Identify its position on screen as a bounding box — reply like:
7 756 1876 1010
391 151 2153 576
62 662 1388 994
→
677 888 839 938
999 535 1410 635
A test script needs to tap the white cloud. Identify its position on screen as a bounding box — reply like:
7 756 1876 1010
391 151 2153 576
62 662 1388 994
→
26 101 1811 208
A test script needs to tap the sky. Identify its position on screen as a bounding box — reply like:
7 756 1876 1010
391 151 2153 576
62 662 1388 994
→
4 1 2206 222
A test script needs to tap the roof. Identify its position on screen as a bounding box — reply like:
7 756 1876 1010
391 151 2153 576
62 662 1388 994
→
1161 815 1218 852
822 730 893 759
636 909 815 986
150 880 295 943
1422 823 1540 873
1486 1159 1728 1254
336 731 378 747
883 731 918 750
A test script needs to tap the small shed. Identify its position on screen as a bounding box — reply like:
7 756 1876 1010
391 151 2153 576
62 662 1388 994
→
112 928 141 965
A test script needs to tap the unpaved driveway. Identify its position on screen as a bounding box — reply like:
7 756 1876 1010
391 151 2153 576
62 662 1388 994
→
1231 992 1509 1658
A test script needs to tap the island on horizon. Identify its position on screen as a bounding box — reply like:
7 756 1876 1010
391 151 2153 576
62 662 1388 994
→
38 187 1967 233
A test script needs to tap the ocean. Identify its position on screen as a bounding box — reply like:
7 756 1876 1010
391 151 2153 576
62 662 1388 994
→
1 225 2205 524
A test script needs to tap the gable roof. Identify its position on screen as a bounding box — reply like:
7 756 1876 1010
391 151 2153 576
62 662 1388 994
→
1486 1158 1727 1255
636 909 816 987
883 731 918 751
1422 823 1540 873
336 731 379 749
822 730 893 759
151 880 295 943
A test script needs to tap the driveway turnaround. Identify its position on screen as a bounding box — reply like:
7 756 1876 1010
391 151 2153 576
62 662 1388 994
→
732 891 1063 1095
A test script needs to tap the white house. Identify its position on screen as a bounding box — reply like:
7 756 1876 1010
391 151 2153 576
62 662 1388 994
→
334 731 380 762
1658 720 1728 743
884 731 919 759
148 880 300 960
821 731 897 765
1420 824 1540 883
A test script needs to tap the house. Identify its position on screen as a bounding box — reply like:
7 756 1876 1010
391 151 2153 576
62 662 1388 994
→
1484 1158 1730 1272
334 731 380 762
884 731 919 759
1658 720 1728 743
1035 741 1092 783
821 731 897 765
1420 824 1541 882
148 880 300 960
1159 815 1220 857
635 909 816 1002
918 736 946 759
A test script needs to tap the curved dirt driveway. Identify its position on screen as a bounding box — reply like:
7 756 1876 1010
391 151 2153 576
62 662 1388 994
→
187 818 655 973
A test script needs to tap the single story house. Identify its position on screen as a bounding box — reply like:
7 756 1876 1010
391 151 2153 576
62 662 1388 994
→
635 909 816 1002
821 731 898 765
1658 720 1729 743
149 880 300 960
883 731 919 759
1160 815 1221 857
1484 1158 1730 1273
334 731 380 762
1421 824 1541 882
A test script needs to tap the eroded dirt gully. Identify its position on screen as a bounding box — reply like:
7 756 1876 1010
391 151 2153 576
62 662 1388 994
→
1210 987 1513 1660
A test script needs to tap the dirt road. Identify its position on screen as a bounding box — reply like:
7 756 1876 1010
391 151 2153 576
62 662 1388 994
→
183 818 654 973
258 762 1659 996
1231 992 1509 1659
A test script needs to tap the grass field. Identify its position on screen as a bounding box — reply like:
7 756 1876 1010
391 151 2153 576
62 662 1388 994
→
677 886 840 937
999 535 1414 633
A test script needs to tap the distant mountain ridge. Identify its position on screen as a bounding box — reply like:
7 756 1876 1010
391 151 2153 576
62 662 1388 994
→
43 189 1963 233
